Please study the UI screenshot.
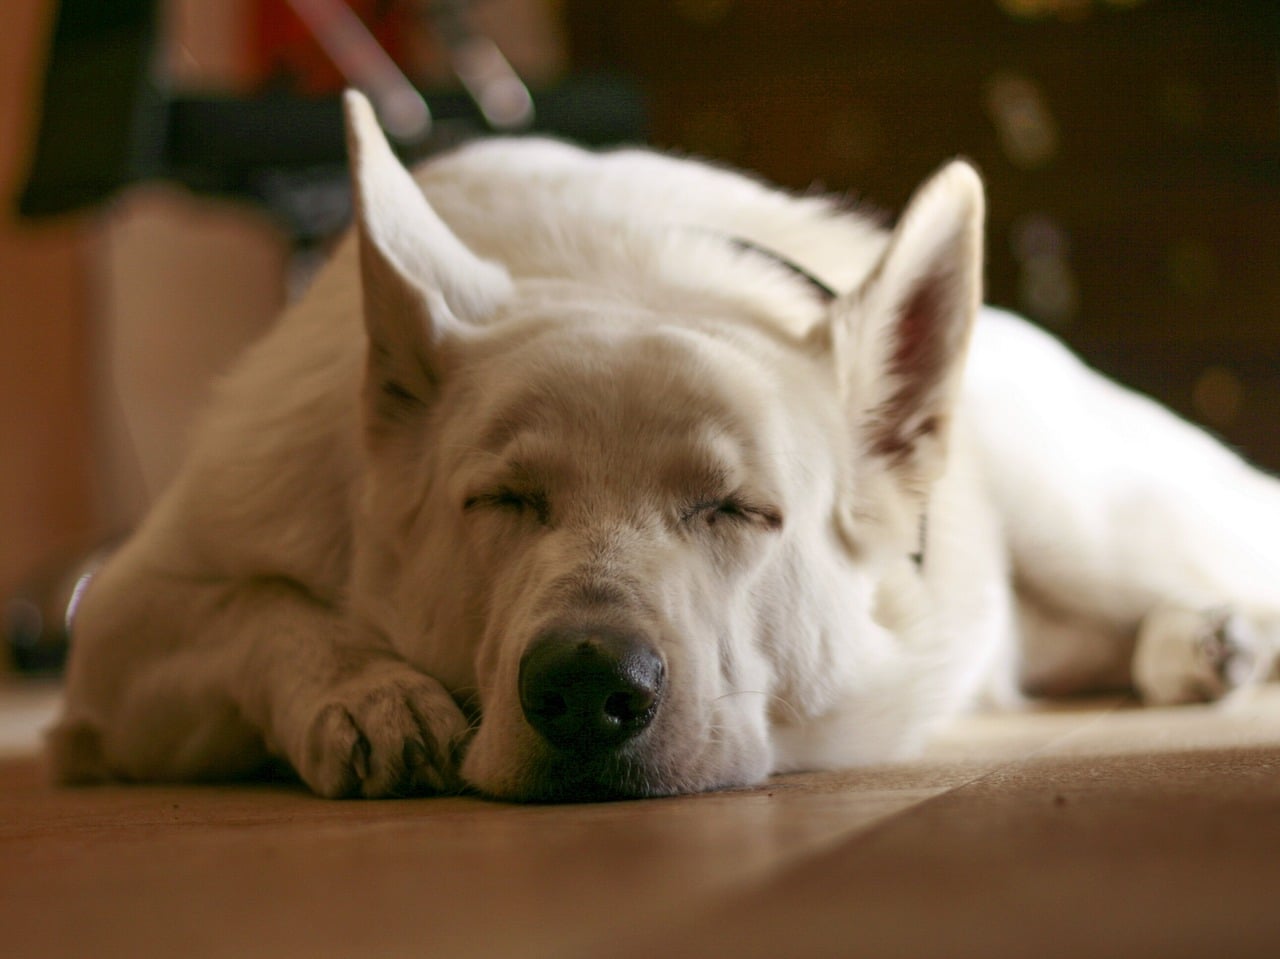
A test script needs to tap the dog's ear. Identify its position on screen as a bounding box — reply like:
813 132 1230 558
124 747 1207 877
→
830 161 984 498
344 90 511 425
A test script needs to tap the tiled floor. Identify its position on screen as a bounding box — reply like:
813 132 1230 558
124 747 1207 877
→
2 684 1279 958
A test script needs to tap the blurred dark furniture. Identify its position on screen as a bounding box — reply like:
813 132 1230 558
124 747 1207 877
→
566 0 1280 469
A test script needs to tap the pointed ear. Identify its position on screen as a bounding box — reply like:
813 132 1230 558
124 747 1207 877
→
343 90 511 426
831 160 984 495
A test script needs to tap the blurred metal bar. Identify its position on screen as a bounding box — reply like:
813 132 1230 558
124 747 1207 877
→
426 0 534 131
285 0 432 143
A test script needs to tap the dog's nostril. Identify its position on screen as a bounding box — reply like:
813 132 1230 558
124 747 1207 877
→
534 691 568 720
603 688 655 723
519 627 665 753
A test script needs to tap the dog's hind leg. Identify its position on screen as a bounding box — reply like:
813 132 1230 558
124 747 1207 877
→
964 308 1280 702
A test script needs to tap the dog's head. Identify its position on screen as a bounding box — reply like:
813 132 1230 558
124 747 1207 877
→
341 92 984 800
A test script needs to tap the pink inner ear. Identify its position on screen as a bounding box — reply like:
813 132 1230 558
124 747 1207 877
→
871 276 950 463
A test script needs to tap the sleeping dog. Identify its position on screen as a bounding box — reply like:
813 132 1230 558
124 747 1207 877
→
50 91 1278 800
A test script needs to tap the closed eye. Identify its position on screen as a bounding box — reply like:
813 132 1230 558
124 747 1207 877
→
463 488 551 525
682 497 783 531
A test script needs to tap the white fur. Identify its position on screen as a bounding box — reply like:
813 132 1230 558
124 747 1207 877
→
50 92 1280 800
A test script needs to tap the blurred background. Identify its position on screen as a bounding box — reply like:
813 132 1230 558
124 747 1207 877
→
2 0 1278 677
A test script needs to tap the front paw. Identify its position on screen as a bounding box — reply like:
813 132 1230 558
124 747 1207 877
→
295 663 471 798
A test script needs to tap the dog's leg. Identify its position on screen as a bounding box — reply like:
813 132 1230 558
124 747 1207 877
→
52 569 469 797
965 309 1280 702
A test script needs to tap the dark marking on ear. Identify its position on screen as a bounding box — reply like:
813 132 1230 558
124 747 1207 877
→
872 414 942 463
365 374 429 440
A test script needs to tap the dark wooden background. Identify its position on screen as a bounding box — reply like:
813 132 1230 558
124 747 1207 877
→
565 0 1280 470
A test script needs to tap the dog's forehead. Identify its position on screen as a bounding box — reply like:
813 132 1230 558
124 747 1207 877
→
440 321 806 501
471 324 769 444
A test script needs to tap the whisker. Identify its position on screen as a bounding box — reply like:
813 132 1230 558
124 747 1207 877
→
713 688 806 725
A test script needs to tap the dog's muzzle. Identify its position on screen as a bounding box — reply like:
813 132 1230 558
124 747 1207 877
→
518 626 665 755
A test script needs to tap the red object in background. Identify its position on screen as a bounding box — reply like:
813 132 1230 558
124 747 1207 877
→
250 0 418 92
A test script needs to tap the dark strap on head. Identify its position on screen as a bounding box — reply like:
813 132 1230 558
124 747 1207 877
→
726 237 839 303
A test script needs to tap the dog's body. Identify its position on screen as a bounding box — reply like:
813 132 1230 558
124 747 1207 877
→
52 93 1280 800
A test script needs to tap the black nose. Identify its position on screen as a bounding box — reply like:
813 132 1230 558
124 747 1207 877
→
519 627 665 753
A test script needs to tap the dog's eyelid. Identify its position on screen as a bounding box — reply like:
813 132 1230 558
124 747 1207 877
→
740 500 785 531
751 503 785 531
681 494 783 531
462 487 551 523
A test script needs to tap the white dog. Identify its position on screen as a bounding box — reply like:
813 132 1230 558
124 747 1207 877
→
50 91 1279 801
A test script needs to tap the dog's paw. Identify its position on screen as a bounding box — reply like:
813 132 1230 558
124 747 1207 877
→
296 663 471 798
1132 605 1265 706
46 717 109 785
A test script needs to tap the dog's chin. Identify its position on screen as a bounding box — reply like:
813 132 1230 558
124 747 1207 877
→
462 739 769 804
503 754 684 803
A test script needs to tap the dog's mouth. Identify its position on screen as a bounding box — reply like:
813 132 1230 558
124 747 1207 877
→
508 747 682 803
451 699 684 803
460 704 761 803
454 727 686 802
462 699 755 803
